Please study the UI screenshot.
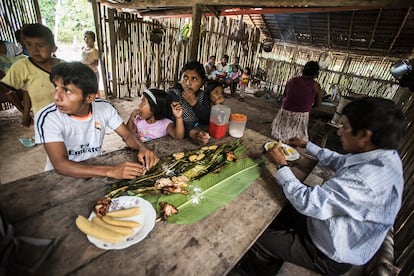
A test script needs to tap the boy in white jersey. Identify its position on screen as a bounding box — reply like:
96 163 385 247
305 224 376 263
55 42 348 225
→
35 62 158 179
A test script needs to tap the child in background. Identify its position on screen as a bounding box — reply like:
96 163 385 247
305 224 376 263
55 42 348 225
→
167 61 211 145
205 81 225 105
229 65 241 97
207 65 219 81
127 89 184 142
0 23 61 127
239 67 251 102
81 31 99 84
204 55 216 78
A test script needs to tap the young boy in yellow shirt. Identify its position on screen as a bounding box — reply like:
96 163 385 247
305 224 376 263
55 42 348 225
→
0 23 61 127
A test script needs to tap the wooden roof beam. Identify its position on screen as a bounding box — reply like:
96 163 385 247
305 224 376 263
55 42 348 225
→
219 6 384 16
112 6 396 18
368 9 382 49
307 14 313 43
290 14 298 44
261 14 273 38
388 7 412 52
327 12 331 48
346 11 355 50
125 0 412 9
246 14 257 29
204 5 220 18
138 8 193 17
272 15 285 40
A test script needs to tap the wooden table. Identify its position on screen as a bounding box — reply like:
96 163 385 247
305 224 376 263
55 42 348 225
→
0 129 317 275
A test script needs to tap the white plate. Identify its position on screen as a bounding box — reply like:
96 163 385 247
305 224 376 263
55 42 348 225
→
264 142 300 161
87 196 156 250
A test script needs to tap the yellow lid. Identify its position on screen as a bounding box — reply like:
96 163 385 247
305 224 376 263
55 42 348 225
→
230 113 247 122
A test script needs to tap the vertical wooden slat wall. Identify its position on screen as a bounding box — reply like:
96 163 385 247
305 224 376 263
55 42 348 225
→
95 6 261 98
0 0 39 42
255 44 400 99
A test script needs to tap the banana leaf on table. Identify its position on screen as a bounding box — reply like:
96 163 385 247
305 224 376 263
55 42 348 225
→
106 140 263 224
107 140 245 198
159 157 262 224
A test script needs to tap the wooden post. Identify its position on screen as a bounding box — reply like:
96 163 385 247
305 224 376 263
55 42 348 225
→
33 0 42 23
189 4 202 61
91 0 109 99
108 9 118 98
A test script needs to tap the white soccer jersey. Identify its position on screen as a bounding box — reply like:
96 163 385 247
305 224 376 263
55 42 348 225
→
35 99 123 171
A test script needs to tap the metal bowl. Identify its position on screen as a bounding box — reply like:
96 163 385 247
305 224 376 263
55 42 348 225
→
391 60 412 80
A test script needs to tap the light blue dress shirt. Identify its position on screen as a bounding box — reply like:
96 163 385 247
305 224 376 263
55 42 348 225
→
275 142 404 265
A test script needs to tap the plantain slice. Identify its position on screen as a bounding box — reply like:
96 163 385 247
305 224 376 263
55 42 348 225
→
92 216 134 236
76 215 125 243
106 206 141 218
102 215 141 228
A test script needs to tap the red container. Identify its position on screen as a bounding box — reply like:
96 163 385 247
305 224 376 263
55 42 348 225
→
209 122 228 139
208 105 231 139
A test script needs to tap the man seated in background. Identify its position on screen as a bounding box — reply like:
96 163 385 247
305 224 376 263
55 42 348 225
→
204 55 216 80
215 54 229 86
239 97 406 275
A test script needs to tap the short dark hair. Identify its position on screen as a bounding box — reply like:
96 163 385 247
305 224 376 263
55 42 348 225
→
342 97 406 149
143 88 171 120
50 62 98 98
302 61 319 77
204 81 222 96
15 29 22 44
84 30 96 42
181 60 206 81
222 54 229 59
22 23 56 48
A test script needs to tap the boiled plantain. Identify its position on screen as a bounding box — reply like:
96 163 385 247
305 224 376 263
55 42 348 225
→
76 215 125 243
102 215 141 228
106 206 141 218
92 216 134 236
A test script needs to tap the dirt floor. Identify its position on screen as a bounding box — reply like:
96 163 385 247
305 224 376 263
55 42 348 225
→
0 87 337 184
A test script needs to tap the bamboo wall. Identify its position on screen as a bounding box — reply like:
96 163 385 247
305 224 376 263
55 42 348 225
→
254 44 399 99
95 3 261 98
0 0 40 42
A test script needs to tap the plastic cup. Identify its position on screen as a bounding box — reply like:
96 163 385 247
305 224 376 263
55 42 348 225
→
229 113 247 138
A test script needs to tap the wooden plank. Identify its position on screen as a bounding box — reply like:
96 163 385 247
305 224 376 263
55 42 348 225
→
101 0 410 9
108 9 118 97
